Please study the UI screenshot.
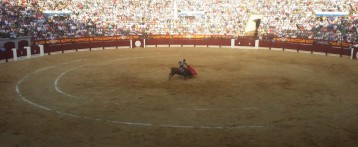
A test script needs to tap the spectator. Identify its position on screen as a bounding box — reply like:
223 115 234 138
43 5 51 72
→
0 45 6 52
0 0 356 42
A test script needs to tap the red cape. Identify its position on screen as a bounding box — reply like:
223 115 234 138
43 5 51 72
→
187 65 198 75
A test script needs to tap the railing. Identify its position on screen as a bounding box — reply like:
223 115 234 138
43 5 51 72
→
1 35 357 62
259 40 352 57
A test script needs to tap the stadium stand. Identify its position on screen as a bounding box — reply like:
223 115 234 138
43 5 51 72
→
1 0 357 41
1 0 358 62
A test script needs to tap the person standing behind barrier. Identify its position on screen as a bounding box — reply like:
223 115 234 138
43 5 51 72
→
0 45 6 52
9 29 17 39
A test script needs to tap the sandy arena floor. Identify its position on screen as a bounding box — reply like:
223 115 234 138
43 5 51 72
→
0 47 358 147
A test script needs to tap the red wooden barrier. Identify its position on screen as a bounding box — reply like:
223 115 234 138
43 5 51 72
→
0 52 6 61
299 44 313 53
237 37 255 46
259 40 272 48
17 49 27 57
18 40 29 50
341 47 352 57
31 45 40 55
221 39 232 46
1 36 357 62
4 42 15 50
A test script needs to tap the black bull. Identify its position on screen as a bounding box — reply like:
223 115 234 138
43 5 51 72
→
168 67 193 80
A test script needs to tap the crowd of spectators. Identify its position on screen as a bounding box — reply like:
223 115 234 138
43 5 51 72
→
1 0 358 42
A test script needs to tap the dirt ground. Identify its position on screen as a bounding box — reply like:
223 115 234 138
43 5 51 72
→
0 47 358 147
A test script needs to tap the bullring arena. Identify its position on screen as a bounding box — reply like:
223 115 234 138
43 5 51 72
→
1 38 358 146
2 0 358 146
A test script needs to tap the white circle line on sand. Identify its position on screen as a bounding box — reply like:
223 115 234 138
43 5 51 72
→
105 103 260 111
16 68 53 111
16 56 265 129
53 55 180 99
175 107 259 111
54 66 83 99
34 66 56 73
